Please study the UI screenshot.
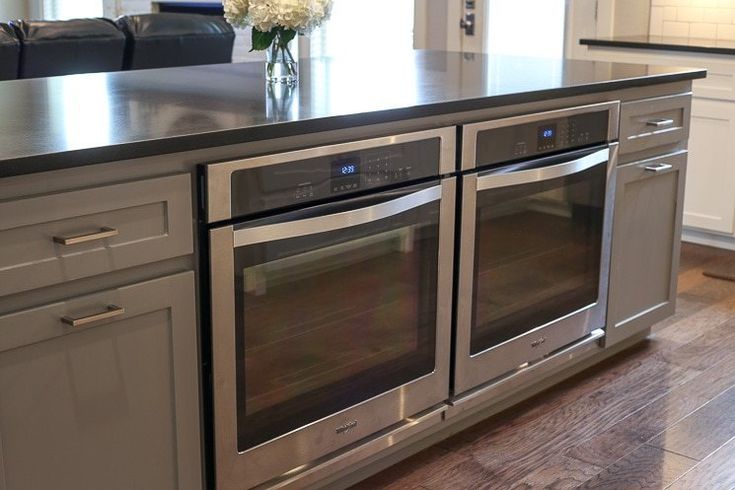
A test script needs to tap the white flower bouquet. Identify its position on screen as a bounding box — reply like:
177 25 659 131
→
223 0 333 82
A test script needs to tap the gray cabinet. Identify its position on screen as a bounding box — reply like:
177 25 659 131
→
606 152 687 347
0 272 202 490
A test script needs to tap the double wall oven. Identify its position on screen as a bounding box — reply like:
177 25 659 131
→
201 102 622 488
454 102 620 396
204 128 456 489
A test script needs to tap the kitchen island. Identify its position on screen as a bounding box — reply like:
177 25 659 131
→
0 51 705 490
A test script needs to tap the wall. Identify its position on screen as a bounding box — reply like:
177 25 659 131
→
650 0 735 40
103 0 150 17
613 0 651 37
0 0 29 21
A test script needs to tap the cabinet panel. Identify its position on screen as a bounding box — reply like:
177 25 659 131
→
0 174 193 297
684 98 735 235
0 272 201 490
606 153 686 347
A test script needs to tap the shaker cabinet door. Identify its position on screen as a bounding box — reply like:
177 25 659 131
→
684 98 735 234
0 272 201 490
606 153 687 347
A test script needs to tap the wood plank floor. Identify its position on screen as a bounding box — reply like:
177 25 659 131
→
351 243 735 490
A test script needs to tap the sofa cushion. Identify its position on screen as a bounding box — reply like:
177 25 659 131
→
116 13 235 70
12 18 126 78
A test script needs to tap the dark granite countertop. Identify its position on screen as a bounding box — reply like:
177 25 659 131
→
0 50 705 177
580 35 735 56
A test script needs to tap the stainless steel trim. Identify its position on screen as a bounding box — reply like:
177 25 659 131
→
52 227 119 246
206 127 456 223
233 185 442 248
454 173 477 396
61 305 125 327
646 118 675 128
447 329 604 419
476 147 609 191
461 101 620 171
263 405 445 490
453 142 618 395
643 163 674 173
211 178 456 490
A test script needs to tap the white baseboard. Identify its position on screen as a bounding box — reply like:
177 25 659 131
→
682 228 735 251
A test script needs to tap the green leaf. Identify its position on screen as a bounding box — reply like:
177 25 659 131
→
250 29 277 52
279 29 297 47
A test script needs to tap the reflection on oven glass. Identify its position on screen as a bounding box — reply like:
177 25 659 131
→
471 165 605 355
233 206 440 451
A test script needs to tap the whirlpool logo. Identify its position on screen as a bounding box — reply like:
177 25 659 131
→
335 420 358 435
531 337 547 348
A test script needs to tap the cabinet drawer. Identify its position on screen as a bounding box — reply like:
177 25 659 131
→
0 174 193 297
619 94 691 155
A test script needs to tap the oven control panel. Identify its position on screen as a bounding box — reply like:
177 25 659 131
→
473 109 611 168
229 138 441 217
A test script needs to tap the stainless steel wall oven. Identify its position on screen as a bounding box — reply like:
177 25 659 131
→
203 128 456 489
454 102 620 396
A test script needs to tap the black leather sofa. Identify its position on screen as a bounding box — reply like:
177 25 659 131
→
0 23 20 80
12 18 126 78
0 13 235 80
116 13 235 70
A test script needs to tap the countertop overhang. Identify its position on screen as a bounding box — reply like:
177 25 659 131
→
580 35 735 57
0 50 706 177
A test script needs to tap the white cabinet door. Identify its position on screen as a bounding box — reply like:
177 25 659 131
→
684 98 735 235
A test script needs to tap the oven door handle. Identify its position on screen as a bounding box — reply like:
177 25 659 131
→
232 185 442 247
476 147 609 191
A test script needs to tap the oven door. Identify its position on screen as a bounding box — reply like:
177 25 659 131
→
210 179 455 490
454 145 617 396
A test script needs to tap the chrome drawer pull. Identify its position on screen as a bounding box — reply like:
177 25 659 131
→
53 227 119 246
643 163 673 173
645 118 674 128
61 305 125 327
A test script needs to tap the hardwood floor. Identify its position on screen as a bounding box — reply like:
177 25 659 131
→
351 243 735 490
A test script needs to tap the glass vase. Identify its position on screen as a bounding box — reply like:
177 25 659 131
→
266 35 298 84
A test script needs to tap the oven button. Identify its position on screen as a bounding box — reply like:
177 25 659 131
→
295 184 313 199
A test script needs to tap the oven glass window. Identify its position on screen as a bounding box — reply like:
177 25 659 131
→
470 163 606 355
233 201 440 451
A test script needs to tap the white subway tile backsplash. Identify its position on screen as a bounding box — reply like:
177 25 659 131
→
650 0 735 40
690 21 718 37
718 22 735 38
663 20 691 36
678 6 705 21
703 7 732 23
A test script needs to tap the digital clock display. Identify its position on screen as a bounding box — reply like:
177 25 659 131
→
331 160 361 178
340 164 358 175
537 124 558 150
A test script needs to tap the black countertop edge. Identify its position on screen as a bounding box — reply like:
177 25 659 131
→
0 69 705 179
580 37 735 56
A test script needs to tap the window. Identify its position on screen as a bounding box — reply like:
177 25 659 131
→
308 0 414 58
485 0 566 58
43 0 103 20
